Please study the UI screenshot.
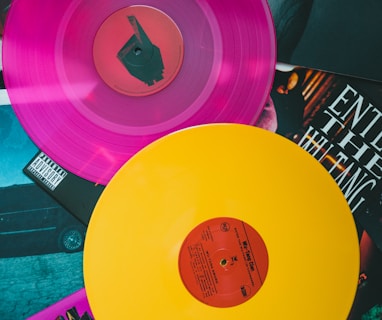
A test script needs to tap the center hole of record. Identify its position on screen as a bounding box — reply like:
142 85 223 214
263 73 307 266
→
178 217 269 308
220 258 228 267
134 47 142 56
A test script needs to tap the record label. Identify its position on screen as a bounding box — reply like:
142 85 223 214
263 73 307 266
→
93 5 184 96
179 217 268 307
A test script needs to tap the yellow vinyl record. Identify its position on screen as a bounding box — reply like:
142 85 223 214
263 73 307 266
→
83 124 359 319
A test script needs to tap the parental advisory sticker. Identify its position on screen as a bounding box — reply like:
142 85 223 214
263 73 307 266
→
26 152 67 191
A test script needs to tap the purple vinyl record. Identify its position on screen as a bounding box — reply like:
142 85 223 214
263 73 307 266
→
3 0 276 184
27 288 93 319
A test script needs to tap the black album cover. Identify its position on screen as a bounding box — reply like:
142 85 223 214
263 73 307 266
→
268 0 382 82
258 65 382 249
0 104 85 319
23 152 105 226
256 65 382 319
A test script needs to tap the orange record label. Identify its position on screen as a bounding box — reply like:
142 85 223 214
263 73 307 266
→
93 5 184 96
178 217 268 308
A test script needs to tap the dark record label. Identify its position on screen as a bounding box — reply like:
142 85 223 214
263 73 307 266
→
178 217 268 308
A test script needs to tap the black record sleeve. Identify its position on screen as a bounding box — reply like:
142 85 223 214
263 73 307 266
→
23 151 105 226
257 64 382 320
257 65 382 250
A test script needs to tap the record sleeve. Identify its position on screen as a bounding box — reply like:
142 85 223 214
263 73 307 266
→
259 64 382 251
259 64 382 319
27 288 93 320
0 104 85 319
268 0 382 82
23 151 105 225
